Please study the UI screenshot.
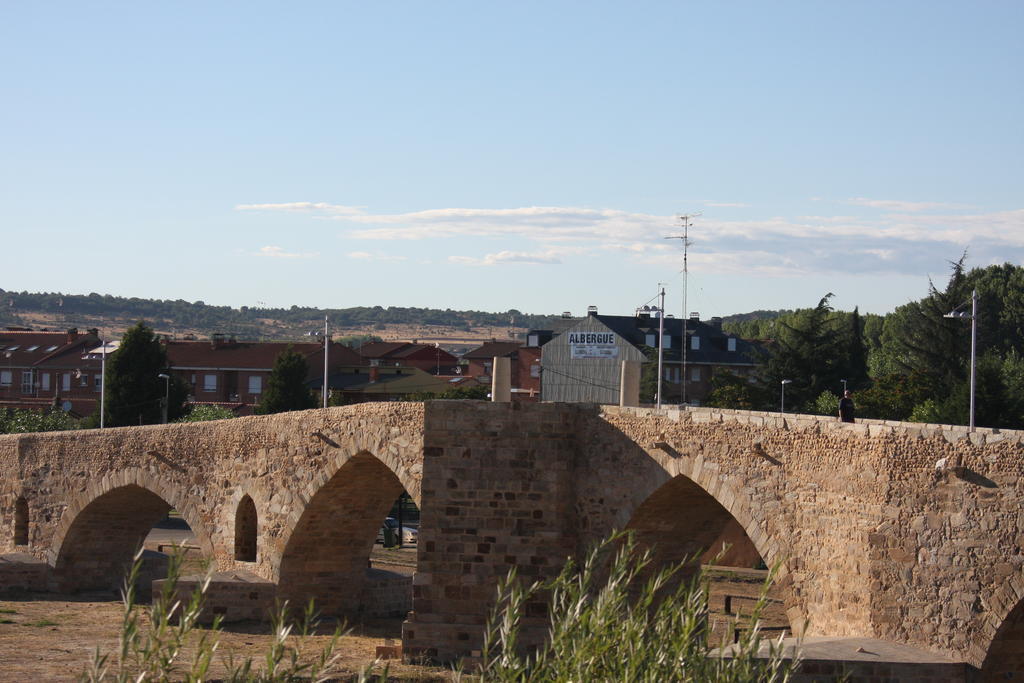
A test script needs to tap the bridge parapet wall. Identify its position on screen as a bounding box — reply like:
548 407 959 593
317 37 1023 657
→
597 406 1024 667
0 402 425 586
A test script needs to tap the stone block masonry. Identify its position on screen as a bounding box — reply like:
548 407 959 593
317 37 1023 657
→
3 401 1024 675
402 401 579 661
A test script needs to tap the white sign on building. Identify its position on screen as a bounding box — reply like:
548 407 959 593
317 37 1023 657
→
568 331 619 359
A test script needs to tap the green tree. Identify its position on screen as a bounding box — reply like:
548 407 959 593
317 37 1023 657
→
704 371 771 411
879 256 971 396
104 322 188 427
840 307 870 390
256 346 316 414
763 294 843 411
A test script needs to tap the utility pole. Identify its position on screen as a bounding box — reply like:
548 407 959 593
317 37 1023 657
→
656 285 666 408
665 213 699 405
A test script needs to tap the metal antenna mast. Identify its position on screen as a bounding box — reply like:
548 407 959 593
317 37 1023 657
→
665 213 700 405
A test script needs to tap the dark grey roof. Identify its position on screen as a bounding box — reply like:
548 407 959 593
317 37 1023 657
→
578 314 763 365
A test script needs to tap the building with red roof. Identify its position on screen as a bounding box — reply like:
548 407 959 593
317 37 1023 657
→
0 327 102 417
164 336 365 414
356 341 458 375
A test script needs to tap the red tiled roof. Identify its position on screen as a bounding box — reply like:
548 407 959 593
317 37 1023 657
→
462 341 523 359
165 340 364 370
0 330 100 368
357 342 412 359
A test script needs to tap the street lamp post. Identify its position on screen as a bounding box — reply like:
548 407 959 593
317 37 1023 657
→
944 289 978 431
100 339 107 428
780 379 792 413
157 373 170 424
841 378 848 393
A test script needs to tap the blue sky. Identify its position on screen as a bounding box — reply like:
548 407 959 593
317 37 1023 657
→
2 2 1021 320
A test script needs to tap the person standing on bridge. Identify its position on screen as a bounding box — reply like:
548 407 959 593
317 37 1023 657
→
838 390 855 423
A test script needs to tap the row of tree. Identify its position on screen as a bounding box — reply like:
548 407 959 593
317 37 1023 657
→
0 289 557 337
706 258 1024 429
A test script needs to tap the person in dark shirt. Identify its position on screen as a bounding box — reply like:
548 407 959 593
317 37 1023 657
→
838 390 855 423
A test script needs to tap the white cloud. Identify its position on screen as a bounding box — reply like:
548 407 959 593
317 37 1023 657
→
347 251 407 262
258 245 319 259
240 200 1024 277
237 202 366 216
449 250 563 266
703 201 749 208
845 197 966 212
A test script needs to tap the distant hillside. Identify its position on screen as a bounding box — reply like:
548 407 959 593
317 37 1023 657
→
0 288 560 342
719 309 792 325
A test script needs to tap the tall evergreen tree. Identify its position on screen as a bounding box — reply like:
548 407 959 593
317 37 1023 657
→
763 294 843 411
104 322 188 426
841 307 870 390
256 346 316 414
881 255 971 395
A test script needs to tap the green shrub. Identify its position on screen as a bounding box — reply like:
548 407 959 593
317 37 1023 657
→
0 408 78 434
477 531 799 682
176 405 237 423
82 548 384 682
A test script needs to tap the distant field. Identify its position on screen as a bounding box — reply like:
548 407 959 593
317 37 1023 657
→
9 311 525 350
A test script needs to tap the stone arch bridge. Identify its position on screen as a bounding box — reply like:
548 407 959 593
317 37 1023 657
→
2 401 1024 676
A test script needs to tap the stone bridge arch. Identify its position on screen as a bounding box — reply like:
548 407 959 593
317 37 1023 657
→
571 412 799 629
273 441 421 615
49 467 213 592
970 572 1024 673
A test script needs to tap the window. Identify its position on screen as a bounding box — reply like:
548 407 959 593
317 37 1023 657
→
21 371 34 393
41 373 50 391
94 376 101 391
691 367 702 382
691 336 700 351
62 373 71 391
203 374 217 392
79 373 89 386
44 345 58 352
664 335 672 349
645 333 657 347
26 345 38 352
530 364 541 378
1 370 12 386
248 375 262 394
728 338 737 352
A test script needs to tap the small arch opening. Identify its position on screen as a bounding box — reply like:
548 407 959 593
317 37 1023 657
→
234 495 258 562
14 496 28 546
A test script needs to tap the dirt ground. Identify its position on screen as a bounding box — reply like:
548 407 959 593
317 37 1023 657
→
0 593 453 682
0 544 784 682
0 549 450 682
